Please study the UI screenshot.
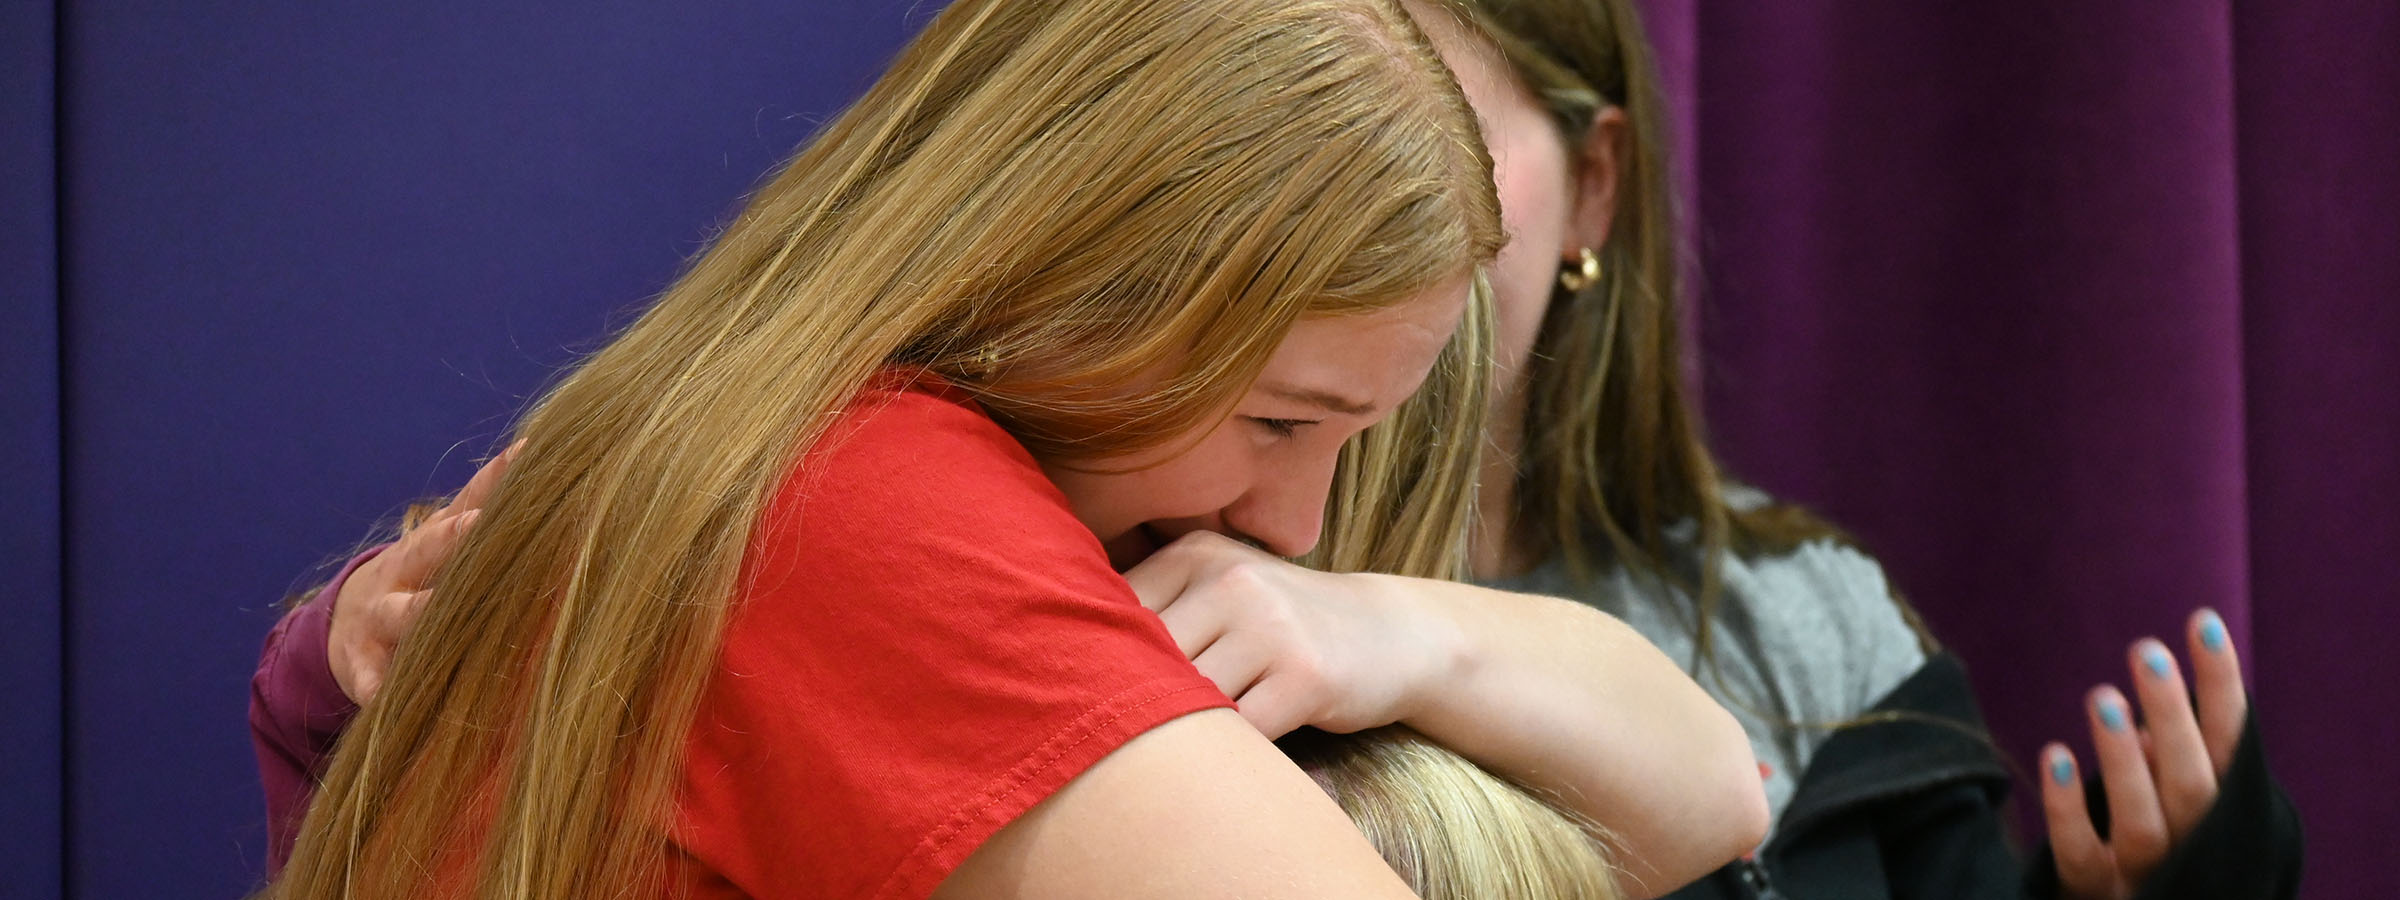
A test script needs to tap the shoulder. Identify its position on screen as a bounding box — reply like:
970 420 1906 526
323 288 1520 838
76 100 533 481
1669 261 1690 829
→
750 372 1109 589
1732 538 1905 639
731 370 1172 715
779 373 1067 524
1719 485 1915 646
685 373 1231 898
1714 497 1928 717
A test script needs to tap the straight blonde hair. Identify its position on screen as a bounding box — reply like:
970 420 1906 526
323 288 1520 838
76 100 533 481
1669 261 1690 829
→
269 0 1504 897
1288 726 1624 900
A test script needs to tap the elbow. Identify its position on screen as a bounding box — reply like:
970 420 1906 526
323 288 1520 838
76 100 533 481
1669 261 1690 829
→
1723 759 1770 858
1705 703 1770 858
1616 705 1768 899
1673 706 1771 890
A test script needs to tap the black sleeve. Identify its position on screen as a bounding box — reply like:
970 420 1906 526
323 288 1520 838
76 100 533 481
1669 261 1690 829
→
1769 652 2029 900
2022 711 2303 900
1870 778 2031 900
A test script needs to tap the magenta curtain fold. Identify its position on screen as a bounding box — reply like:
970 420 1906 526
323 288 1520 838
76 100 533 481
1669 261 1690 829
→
2232 2 2400 891
1638 1 2398 894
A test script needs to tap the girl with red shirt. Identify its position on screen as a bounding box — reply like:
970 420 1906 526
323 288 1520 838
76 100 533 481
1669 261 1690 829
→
260 1 1764 898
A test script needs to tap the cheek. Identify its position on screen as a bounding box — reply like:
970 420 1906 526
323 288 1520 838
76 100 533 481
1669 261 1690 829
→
1488 133 1575 379
1088 435 1254 526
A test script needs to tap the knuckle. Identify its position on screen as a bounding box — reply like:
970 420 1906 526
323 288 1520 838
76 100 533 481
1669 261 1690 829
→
1152 534 1202 565
2111 819 2168 865
1179 530 1238 557
1280 656 1330 698
1207 565 1284 616
1222 561 1274 594
2055 848 2109 887
2160 769 2217 810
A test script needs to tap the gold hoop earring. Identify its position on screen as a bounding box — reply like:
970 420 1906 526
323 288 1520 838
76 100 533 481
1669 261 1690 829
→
1558 247 1601 292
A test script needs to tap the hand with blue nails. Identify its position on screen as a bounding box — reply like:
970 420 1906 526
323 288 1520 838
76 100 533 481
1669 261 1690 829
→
2038 608 2251 899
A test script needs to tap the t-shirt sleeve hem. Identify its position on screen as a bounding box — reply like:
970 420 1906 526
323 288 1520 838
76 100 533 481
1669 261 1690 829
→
868 678 1234 900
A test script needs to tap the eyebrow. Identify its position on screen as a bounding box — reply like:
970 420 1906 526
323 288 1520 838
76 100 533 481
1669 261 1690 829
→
1258 382 1377 417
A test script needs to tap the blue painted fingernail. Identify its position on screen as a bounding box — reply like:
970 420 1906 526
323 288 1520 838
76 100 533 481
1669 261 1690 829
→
2097 695 2128 732
2200 612 2228 651
2049 752 2074 786
2142 643 2173 678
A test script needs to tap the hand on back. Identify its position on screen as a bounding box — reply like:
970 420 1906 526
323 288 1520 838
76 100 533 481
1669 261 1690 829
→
326 441 519 704
2041 608 2250 899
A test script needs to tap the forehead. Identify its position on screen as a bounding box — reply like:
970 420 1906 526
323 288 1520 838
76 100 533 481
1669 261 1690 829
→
1251 276 1471 408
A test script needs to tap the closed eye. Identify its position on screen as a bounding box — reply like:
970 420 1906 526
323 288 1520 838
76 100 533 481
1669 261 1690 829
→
1247 416 1317 438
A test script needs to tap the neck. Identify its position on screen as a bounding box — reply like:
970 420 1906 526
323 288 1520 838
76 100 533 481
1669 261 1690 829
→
1470 376 1538 581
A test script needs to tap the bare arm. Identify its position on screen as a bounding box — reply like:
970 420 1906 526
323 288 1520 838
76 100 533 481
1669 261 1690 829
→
1130 533 1766 899
933 708 1422 900
1379 576 1766 898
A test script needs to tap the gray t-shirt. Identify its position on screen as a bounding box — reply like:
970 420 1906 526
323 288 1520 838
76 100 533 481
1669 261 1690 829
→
1480 520 1925 832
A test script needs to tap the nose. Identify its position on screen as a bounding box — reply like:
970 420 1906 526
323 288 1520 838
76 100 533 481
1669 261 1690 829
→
1221 456 1337 559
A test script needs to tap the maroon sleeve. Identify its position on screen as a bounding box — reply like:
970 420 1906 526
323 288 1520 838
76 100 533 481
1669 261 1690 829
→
249 545 384 874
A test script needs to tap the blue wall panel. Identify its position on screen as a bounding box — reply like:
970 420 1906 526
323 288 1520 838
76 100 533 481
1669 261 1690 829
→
2 0 62 897
59 2 924 895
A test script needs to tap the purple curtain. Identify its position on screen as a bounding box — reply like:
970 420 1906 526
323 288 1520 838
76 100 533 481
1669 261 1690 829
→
1643 1 2399 894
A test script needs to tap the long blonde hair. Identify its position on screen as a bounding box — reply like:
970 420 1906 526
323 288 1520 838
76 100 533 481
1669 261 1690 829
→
270 0 1504 897
1288 727 1624 900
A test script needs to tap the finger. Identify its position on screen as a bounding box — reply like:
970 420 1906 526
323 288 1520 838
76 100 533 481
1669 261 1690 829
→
1229 671 1317 740
1188 639 1271 708
448 439 525 513
2125 638 2215 842
351 666 382 706
383 508 482 590
2040 743 2122 899
1121 545 1198 614
1154 590 1228 659
379 587 436 643
350 586 435 707
2186 608 2248 776
2088 686 2168 883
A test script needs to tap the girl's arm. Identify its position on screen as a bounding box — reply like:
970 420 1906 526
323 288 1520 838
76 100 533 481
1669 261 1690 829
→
1381 576 1768 896
934 708 1422 900
1128 532 1768 899
248 553 371 872
247 445 515 871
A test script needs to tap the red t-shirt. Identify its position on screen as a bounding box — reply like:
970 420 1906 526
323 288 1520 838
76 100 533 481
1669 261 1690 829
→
247 374 1229 897
667 373 1231 899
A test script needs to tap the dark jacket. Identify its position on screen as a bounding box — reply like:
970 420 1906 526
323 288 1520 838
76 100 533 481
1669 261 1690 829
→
1662 653 2303 900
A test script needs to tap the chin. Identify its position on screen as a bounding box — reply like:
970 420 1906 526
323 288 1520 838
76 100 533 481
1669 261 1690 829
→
1103 523 1165 572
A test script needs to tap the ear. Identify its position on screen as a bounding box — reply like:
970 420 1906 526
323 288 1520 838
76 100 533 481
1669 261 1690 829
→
1563 105 1631 260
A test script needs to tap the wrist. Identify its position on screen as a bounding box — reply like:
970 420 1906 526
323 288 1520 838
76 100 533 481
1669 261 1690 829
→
1362 573 1476 726
324 588 362 704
